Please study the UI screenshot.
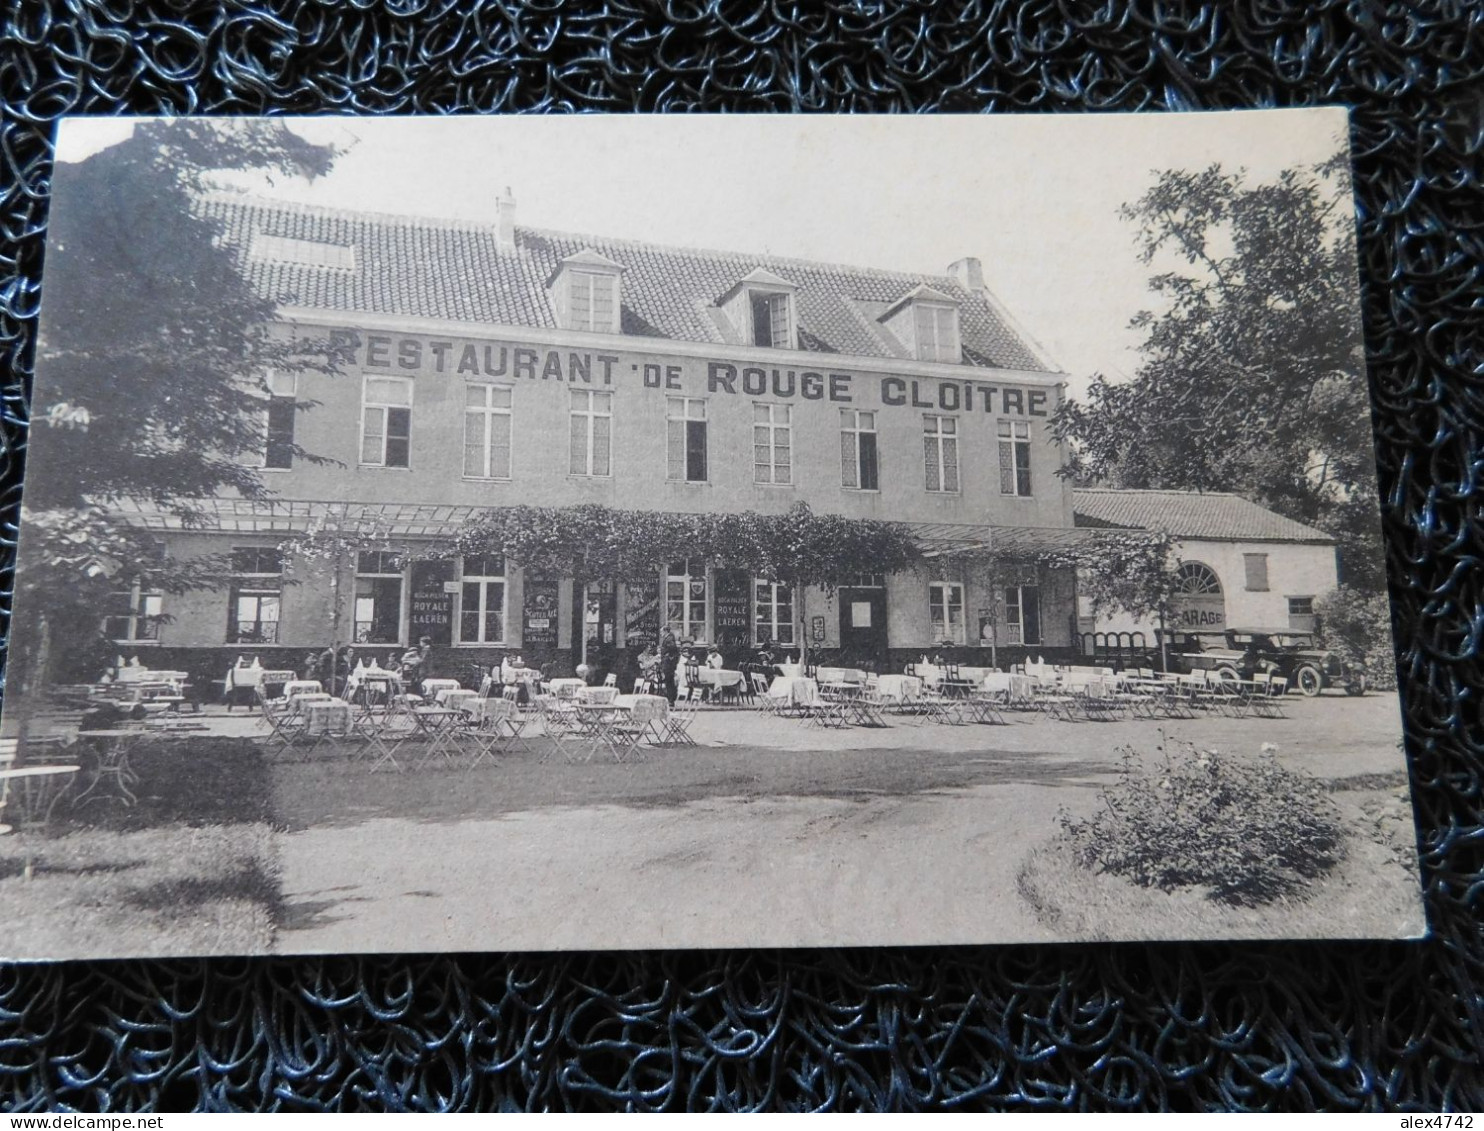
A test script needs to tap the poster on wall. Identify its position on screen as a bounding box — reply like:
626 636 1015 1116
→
523 578 559 647
713 570 750 653
623 578 660 646
407 560 454 646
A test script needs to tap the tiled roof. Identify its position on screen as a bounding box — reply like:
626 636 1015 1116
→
201 195 1053 372
1072 489 1336 544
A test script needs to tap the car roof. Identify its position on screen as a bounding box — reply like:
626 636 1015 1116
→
1226 627 1312 636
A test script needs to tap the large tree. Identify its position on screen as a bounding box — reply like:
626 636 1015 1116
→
1051 154 1387 594
9 120 343 692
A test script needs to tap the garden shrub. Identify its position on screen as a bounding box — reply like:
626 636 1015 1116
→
1059 742 1346 906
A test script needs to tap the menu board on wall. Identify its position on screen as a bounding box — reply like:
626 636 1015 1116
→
408 559 455 646
624 578 660 645
523 578 560 647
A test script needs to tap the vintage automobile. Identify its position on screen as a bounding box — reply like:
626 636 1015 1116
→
1159 628 1366 696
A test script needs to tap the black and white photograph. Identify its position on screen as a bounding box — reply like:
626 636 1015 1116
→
0 111 1422 958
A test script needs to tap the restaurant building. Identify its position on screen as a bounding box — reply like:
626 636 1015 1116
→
109 191 1091 679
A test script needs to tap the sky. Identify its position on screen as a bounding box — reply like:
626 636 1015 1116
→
55 109 1351 397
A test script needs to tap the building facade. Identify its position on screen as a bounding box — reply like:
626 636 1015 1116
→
1071 488 1340 647
109 193 1090 679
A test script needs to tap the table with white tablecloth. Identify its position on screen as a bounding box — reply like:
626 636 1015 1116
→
978 672 1037 701
437 688 480 713
547 678 588 699
679 668 745 698
768 675 818 706
301 699 354 736
874 674 923 702
816 667 869 686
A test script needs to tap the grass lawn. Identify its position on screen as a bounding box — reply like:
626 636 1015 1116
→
0 823 280 959
0 737 282 960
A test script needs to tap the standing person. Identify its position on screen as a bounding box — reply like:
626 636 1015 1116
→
659 624 681 705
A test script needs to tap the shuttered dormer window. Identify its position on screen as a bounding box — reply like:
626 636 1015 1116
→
548 250 626 334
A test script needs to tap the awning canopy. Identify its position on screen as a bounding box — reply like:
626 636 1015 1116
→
110 498 1098 560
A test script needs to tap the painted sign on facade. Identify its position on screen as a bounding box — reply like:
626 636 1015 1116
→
408 559 454 646
523 577 559 647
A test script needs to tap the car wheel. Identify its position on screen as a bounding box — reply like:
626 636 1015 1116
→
1295 665 1323 697
1214 665 1241 685
1345 675 1368 697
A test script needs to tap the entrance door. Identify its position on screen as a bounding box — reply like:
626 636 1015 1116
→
838 587 888 663
579 581 617 667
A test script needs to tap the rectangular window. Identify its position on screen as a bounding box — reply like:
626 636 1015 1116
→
1287 596 1316 631
753 579 795 646
569 389 613 477
104 583 164 643
569 270 618 333
914 303 960 362
458 554 506 644
929 582 966 645
667 397 708 482
840 409 879 490
1005 586 1042 646
354 551 404 645
464 383 513 479
841 572 885 588
227 547 283 645
998 420 1032 496
750 292 790 348
1244 553 1270 592
923 415 960 493
263 371 297 470
753 403 792 484
361 376 412 468
665 559 709 640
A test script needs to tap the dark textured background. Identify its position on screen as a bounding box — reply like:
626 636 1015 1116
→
1 0 1481 1112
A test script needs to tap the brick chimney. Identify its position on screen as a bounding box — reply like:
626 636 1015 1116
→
948 256 985 290
495 186 516 253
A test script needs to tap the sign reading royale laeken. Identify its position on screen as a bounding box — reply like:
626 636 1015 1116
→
330 331 1056 417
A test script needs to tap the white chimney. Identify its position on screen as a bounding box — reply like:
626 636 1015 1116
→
495 186 516 253
948 256 985 291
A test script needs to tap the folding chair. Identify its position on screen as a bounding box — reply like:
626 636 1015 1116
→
536 694 584 762
1248 674 1289 718
256 686 306 753
659 696 701 745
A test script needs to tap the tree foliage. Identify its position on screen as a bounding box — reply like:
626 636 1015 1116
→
1042 529 1184 626
449 502 923 592
11 120 342 688
1051 153 1386 594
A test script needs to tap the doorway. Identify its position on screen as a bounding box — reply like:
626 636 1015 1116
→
838 586 888 664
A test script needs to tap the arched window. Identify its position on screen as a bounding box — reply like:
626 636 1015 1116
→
1176 561 1222 596
1173 561 1226 630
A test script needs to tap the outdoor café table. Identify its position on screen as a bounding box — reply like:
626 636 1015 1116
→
437 688 480 713
874 674 923 704
1 764 81 830
402 707 466 769
283 680 323 699
682 668 746 698
816 667 869 686
547 678 587 699
980 672 1037 706
573 701 632 762
74 729 147 808
768 675 818 707
420 678 462 700
302 699 354 736
468 696 529 760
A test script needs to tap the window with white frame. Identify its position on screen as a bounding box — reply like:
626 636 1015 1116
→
998 420 1032 496
840 409 879 490
261 370 297 470
568 270 619 334
753 403 792 484
227 548 283 645
361 376 412 468
667 397 708 482
464 383 512 479
665 559 709 640
929 581 966 644
458 555 506 645
1287 595 1316 631
750 291 793 348
104 582 163 643
1005 585 1042 646
913 303 960 362
569 389 612 477
923 415 960 493
753 579 795 646
354 551 404 645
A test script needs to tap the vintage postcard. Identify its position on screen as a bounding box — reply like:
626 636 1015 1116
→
0 111 1421 958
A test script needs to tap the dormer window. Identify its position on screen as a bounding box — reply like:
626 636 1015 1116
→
548 250 625 334
718 268 799 350
881 285 962 363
